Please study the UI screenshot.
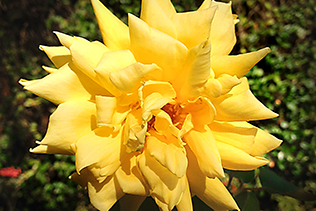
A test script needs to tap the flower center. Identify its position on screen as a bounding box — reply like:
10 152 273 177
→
162 103 189 130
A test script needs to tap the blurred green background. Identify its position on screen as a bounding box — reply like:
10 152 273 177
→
0 0 315 210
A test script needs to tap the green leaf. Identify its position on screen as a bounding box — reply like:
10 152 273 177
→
235 191 260 211
259 167 316 201
225 169 255 183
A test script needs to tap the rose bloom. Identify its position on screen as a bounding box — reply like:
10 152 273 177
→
20 0 282 210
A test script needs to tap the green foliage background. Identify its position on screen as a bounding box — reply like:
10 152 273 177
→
0 0 315 210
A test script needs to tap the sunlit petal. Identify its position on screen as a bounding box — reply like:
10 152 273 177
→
137 149 187 211
217 141 269 170
141 0 177 38
129 14 187 81
210 1 236 56
39 45 71 68
91 0 130 50
30 101 96 154
171 6 216 49
184 127 224 178
213 78 278 121
186 146 239 211
209 121 256 154
74 127 126 180
212 47 271 77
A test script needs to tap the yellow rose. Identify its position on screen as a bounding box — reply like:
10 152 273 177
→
20 0 282 210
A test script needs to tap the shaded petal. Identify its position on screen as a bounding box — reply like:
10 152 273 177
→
137 150 187 211
213 77 278 121
70 169 124 210
96 95 130 130
91 0 130 50
110 63 161 93
209 121 256 154
154 110 180 137
119 194 147 211
95 50 136 96
129 14 187 82
115 154 148 195
184 97 216 130
141 0 177 38
210 1 236 56
88 172 124 211
124 109 147 153
140 80 176 122
39 45 71 68
211 47 271 77
171 6 216 49
146 132 187 178
30 101 97 154
74 127 126 181
216 141 269 170
184 127 224 178
19 63 91 104
186 146 239 211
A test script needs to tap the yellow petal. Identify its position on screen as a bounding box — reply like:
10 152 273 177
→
216 141 269 170
209 121 256 154
186 145 239 211
171 6 216 49
19 63 92 105
91 0 130 50
39 45 71 68
213 77 278 121
184 97 216 130
175 40 211 101
141 0 177 38
251 128 282 156
137 150 187 211
203 78 222 98
70 37 109 86
115 154 148 195
184 127 224 178
94 50 136 96
30 101 96 155
140 80 176 122
129 14 187 82
146 133 187 178
54 31 74 48
154 0 176 18
110 63 161 93
175 178 193 211
154 110 180 137
74 127 126 179
87 173 124 211
95 95 130 130
210 1 236 56
124 109 147 153
119 195 147 211
229 122 283 156
211 47 271 77
42 66 57 73
216 74 241 95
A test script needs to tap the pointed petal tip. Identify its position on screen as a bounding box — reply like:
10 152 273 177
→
53 31 73 48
